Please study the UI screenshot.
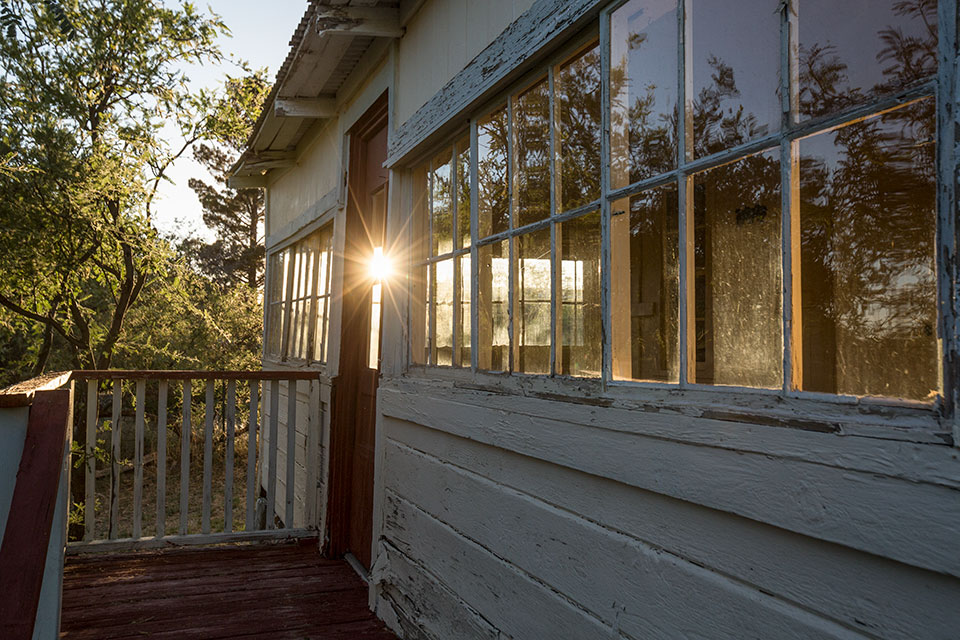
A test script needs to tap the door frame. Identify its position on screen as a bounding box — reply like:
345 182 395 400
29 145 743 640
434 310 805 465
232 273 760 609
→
326 92 389 566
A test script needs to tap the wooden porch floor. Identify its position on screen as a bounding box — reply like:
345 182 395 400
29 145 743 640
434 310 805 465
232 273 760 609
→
60 540 397 639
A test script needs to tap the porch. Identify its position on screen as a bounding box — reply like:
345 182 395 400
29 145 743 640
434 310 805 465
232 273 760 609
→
0 369 390 639
60 540 394 639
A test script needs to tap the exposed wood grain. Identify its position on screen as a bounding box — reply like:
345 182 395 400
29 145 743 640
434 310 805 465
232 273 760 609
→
383 438 867 640
66 529 316 554
0 370 71 407
60 542 396 640
0 389 71 640
379 384 960 578
386 419 960 640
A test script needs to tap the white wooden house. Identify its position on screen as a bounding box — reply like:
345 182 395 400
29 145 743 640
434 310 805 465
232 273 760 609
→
231 1 960 637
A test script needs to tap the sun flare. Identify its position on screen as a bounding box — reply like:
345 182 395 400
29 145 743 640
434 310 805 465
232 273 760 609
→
368 246 392 281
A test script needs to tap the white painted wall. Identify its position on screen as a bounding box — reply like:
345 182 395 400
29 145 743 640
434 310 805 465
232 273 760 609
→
370 380 960 640
395 0 535 125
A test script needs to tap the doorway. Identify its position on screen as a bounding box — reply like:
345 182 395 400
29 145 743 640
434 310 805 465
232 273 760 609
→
328 94 388 571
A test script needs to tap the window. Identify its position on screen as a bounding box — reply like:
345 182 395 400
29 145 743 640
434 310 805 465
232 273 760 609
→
265 225 334 363
409 0 943 404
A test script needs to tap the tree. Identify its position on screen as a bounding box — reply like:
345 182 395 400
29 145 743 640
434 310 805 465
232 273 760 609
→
184 69 270 289
0 0 225 373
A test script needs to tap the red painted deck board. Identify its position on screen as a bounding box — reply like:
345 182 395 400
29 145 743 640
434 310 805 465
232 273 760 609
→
60 541 397 639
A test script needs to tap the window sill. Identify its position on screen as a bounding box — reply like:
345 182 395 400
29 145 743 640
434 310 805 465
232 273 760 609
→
397 365 950 446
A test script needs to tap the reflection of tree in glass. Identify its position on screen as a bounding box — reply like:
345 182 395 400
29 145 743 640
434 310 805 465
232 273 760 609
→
431 153 452 255
798 0 938 398
514 80 551 227
799 0 936 118
692 56 768 158
477 109 509 237
557 45 601 211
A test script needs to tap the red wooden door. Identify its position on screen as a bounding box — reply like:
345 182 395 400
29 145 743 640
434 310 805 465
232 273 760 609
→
329 95 388 571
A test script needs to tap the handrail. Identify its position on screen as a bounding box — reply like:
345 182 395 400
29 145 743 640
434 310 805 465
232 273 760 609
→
71 370 321 380
67 370 322 550
0 389 72 640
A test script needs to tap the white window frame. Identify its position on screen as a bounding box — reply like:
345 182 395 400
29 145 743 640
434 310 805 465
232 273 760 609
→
403 0 958 440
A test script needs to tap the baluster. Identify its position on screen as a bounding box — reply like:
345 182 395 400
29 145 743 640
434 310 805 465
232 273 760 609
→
133 379 145 538
304 379 320 529
224 380 236 533
180 380 191 535
156 380 168 538
84 380 97 541
246 380 259 531
109 381 122 540
267 379 279 530
285 379 298 528
202 380 214 534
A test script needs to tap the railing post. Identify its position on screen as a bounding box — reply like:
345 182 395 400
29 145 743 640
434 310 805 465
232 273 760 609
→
224 380 236 533
84 381 97 541
109 382 121 540
156 380 168 538
133 379 145 539
285 379 297 528
202 380 214 535
267 379 280 530
246 380 259 532
180 380 191 536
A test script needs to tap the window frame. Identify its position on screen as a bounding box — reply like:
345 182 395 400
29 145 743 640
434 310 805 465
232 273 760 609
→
264 222 335 366
403 0 956 426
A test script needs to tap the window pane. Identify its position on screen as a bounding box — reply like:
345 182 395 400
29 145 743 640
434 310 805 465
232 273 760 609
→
456 137 471 249
514 78 551 228
432 149 453 255
611 183 680 382
411 263 428 365
432 259 454 366
799 100 937 399
557 43 601 211
692 0 779 157
610 0 678 189
799 0 937 120
478 239 510 372
478 108 510 238
456 254 471 366
692 149 782 388
516 227 552 374
559 211 602 377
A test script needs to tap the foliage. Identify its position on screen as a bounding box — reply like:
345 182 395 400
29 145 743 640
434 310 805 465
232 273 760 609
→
184 68 270 289
0 0 226 375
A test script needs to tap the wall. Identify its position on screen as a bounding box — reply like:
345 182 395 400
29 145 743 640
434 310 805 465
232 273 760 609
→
370 377 960 640
267 122 342 242
395 0 535 125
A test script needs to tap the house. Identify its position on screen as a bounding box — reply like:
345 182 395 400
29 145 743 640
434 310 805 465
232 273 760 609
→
230 0 960 638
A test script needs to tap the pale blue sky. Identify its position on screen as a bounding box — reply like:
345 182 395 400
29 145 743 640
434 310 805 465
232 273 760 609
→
153 1 308 241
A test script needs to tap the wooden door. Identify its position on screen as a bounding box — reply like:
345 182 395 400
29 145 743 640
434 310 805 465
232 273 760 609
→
328 94 388 571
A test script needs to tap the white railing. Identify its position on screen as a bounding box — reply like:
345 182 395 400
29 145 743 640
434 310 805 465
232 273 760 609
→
67 371 321 552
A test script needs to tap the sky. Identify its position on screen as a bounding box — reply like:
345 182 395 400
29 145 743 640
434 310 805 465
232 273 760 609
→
153 1 308 242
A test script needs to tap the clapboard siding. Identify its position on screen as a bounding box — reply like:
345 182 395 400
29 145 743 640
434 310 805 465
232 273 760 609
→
370 379 960 639
382 438 863 640
382 420 960 640
377 384 960 579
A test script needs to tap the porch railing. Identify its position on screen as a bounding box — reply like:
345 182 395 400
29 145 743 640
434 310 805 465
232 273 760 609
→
68 371 322 552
